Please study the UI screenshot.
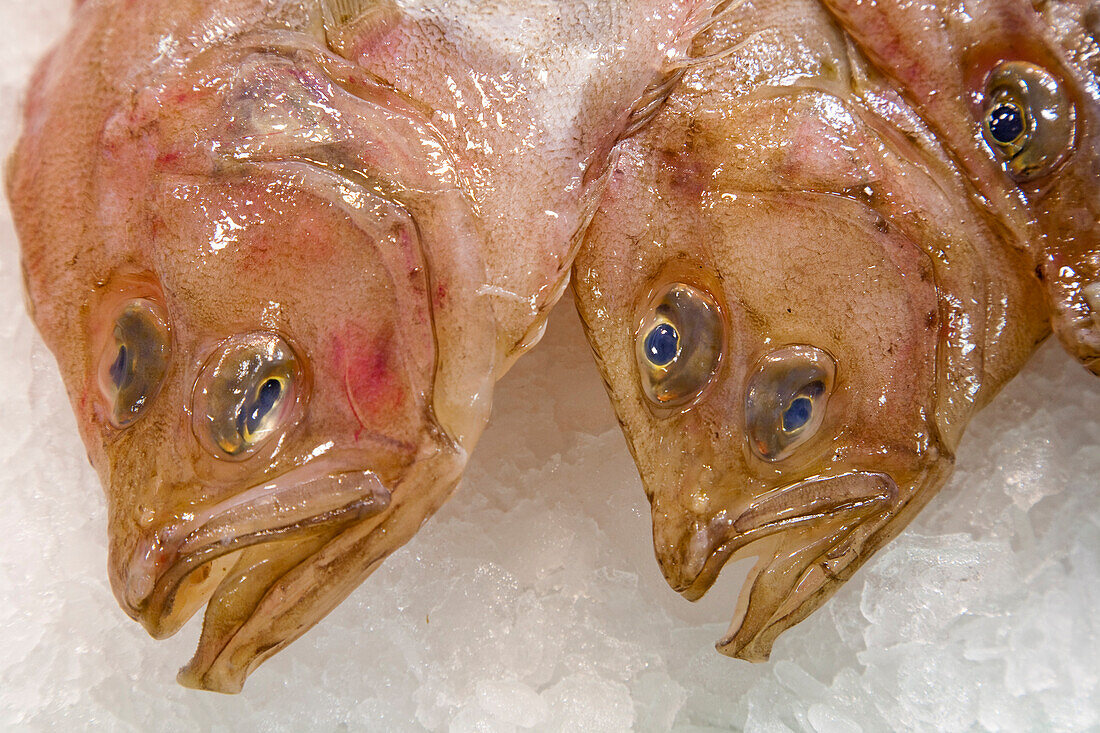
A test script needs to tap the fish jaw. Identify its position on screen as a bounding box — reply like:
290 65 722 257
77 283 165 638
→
640 418 955 661
103 437 466 695
174 446 465 694
659 465 957 662
722 460 955 661
117 464 393 639
660 471 899 599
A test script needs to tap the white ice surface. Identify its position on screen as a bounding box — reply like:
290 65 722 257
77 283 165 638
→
1 3 1098 731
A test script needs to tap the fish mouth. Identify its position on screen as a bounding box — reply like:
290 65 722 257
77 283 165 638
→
666 470 913 661
119 463 392 643
112 443 464 693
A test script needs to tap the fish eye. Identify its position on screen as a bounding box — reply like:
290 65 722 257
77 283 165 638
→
643 322 680 367
782 395 815 433
97 299 171 428
745 345 836 462
981 61 1075 181
635 283 725 411
193 332 306 459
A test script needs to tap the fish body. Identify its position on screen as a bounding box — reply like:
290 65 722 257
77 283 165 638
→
574 0 1067 660
823 0 1100 374
7 0 711 691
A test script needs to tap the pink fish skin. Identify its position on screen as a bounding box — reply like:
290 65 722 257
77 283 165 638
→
6 0 715 692
823 0 1100 375
573 0 1053 662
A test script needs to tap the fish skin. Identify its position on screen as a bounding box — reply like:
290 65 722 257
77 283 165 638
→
573 0 1053 662
330 0 720 364
822 0 1100 375
6 0 713 692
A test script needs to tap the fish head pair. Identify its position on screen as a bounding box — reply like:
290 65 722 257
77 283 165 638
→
8 2 496 692
574 7 1050 660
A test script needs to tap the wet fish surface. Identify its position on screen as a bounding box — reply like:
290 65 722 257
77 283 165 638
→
8 0 1097 692
6 0 714 691
574 0 1096 661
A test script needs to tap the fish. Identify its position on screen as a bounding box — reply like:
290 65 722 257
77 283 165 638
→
573 0 1088 662
6 0 718 692
822 0 1100 375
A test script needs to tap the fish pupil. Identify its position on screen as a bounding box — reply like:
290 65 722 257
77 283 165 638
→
783 396 814 433
645 323 679 366
988 103 1025 145
242 378 283 436
110 343 130 389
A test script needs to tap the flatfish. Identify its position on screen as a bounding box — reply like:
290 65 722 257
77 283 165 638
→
573 0 1087 661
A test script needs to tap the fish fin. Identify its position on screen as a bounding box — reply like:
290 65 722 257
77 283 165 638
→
620 27 767 141
620 67 686 141
319 0 401 58
619 0 769 141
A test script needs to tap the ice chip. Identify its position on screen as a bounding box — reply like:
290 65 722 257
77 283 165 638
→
474 680 549 729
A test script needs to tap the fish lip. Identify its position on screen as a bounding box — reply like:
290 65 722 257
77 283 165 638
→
122 463 392 638
675 471 899 602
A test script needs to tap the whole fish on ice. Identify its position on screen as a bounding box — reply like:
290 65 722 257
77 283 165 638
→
574 0 1096 661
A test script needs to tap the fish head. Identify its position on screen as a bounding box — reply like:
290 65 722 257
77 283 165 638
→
958 3 1100 373
85 178 451 637
577 190 948 660
8 8 494 692
574 32 1049 660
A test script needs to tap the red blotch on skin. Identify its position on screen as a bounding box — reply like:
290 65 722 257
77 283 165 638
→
165 82 216 108
347 13 406 67
660 147 711 201
329 324 410 438
156 150 181 167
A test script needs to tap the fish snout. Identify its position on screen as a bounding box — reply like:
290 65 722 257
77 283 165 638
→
656 521 731 598
644 454 735 595
649 488 735 598
116 528 172 623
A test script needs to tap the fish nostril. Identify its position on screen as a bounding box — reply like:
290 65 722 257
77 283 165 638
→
138 504 157 530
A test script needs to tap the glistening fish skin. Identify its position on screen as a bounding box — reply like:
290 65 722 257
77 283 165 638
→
574 0 1071 662
6 0 711 692
823 0 1100 375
